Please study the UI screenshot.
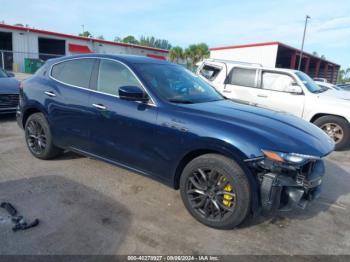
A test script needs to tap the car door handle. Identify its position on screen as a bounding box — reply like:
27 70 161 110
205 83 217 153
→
44 91 56 97
257 94 268 98
92 103 107 110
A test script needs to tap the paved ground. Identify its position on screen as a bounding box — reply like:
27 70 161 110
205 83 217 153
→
0 115 350 255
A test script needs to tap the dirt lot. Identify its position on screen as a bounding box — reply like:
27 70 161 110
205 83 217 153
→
0 115 350 255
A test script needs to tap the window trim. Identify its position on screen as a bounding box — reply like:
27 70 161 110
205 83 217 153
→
260 70 304 95
49 57 157 107
226 66 259 88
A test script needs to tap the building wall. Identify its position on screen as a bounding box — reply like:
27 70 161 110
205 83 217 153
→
0 27 168 72
210 44 279 67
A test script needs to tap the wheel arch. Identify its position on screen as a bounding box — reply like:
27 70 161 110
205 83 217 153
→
310 113 349 124
22 104 48 128
172 142 260 216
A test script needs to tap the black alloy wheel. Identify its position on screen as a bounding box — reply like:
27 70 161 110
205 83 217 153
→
180 154 250 229
25 113 62 159
26 119 47 155
186 167 237 221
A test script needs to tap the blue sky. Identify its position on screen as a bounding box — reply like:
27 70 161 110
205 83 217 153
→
2 0 350 68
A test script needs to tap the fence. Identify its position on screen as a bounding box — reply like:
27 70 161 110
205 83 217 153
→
0 50 63 74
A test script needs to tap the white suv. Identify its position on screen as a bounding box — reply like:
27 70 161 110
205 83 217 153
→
197 59 350 150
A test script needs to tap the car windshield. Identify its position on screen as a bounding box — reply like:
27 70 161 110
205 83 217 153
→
0 68 8 78
295 71 325 93
134 63 224 104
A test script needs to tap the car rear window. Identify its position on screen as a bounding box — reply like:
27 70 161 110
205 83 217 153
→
199 64 221 81
51 58 95 88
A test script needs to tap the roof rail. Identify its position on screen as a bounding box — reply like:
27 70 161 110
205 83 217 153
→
204 58 263 67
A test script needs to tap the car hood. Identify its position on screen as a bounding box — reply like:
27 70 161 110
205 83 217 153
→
180 100 334 158
0 77 20 94
318 90 350 101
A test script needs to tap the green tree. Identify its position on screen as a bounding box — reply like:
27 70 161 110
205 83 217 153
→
122 35 139 44
114 36 122 42
97 35 105 40
169 46 184 63
184 43 210 70
338 68 350 84
139 36 172 50
79 31 92 37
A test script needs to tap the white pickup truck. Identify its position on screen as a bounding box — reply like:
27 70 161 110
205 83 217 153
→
197 59 350 150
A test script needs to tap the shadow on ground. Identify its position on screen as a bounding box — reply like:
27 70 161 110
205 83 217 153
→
241 159 350 228
0 114 16 123
0 175 131 255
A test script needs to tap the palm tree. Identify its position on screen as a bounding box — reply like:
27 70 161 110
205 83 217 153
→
184 43 210 70
169 46 184 63
196 43 210 60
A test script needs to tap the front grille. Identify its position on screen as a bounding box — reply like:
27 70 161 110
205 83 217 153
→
0 94 19 109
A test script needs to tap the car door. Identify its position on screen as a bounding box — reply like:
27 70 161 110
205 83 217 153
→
254 71 305 117
88 58 158 173
48 58 96 151
224 66 261 105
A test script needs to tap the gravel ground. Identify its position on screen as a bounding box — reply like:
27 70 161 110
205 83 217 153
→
0 115 350 255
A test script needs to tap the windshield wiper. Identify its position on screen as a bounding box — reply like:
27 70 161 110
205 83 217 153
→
168 99 194 104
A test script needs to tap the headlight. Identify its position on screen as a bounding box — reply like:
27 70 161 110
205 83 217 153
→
262 150 320 164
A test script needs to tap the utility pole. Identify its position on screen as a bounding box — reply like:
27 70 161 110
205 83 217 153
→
81 24 85 34
298 15 310 71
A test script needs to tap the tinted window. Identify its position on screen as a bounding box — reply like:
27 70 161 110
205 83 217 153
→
97 59 141 95
199 65 221 81
228 67 256 88
51 59 95 87
134 63 223 104
262 72 294 92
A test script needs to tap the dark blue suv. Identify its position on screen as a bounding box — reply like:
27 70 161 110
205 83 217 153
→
17 54 334 229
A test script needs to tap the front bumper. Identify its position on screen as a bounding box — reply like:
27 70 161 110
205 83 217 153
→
257 160 325 212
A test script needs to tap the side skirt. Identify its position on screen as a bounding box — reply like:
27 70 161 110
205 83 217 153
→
69 147 173 188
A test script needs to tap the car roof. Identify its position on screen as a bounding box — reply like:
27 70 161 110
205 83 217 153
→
201 59 298 73
47 54 171 66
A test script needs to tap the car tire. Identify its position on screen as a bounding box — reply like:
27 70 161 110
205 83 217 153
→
25 112 62 159
180 153 251 229
314 115 350 151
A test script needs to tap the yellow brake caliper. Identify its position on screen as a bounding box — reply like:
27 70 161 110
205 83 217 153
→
223 184 233 207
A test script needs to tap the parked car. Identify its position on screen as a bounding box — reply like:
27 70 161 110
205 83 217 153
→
17 54 334 229
315 81 346 91
313 77 327 83
337 84 350 91
0 68 20 114
197 59 350 150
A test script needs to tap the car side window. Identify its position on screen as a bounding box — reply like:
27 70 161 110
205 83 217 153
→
51 59 95 87
97 59 141 96
262 72 294 92
227 67 257 88
199 65 221 81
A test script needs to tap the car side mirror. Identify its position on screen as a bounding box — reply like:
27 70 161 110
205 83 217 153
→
119 86 149 102
6 71 15 77
285 82 303 94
